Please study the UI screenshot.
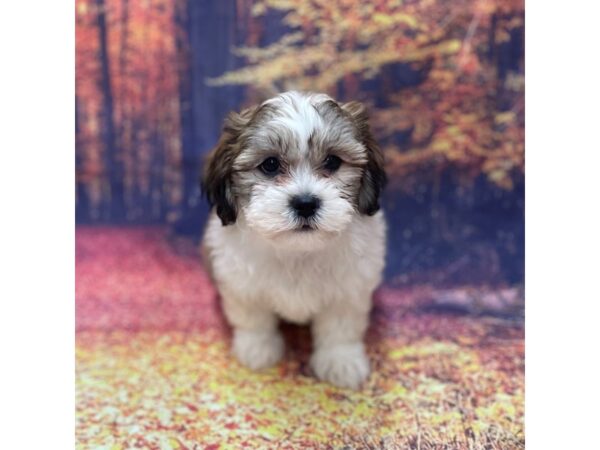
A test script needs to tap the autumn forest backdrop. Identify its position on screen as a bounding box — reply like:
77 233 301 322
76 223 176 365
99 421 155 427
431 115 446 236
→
75 0 524 286
76 2 525 446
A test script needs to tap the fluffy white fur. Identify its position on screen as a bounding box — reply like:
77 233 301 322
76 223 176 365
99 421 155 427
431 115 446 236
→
202 91 386 389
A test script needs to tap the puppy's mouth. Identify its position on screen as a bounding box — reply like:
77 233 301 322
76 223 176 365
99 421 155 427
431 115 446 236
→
295 224 315 232
293 219 318 233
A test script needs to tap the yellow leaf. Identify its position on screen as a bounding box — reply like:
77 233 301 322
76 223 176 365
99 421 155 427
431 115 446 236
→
373 12 419 28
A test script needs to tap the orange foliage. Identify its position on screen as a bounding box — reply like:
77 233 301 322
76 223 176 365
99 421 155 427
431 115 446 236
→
211 0 525 191
76 0 182 219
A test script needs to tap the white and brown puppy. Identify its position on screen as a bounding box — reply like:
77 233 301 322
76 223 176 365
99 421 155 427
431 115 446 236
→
201 91 386 389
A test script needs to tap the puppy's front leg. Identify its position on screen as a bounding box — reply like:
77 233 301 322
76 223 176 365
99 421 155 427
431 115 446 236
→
222 295 284 371
310 302 370 389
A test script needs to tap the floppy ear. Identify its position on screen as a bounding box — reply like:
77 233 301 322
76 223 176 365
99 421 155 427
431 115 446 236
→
201 106 256 226
341 101 387 215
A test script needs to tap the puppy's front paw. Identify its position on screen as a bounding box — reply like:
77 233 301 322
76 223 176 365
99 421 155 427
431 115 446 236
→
310 343 370 390
232 329 284 371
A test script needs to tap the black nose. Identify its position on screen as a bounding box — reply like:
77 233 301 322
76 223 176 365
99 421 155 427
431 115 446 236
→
290 194 320 218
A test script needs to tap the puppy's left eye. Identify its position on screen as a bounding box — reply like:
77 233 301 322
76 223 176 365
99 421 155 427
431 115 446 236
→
259 157 281 176
323 155 342 172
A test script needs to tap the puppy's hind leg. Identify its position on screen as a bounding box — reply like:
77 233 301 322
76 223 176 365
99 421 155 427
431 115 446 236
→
310 302 371 390
222 295 284 371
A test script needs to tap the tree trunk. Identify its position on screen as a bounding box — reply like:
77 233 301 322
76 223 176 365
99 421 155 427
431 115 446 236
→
75 95 90 222
95 0 125 220
118 0 133 219
174 0 197 224
171 0 244 235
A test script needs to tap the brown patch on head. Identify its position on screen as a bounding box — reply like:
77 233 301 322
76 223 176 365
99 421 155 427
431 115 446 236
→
231 104 296 171
310 100 367 166
201 105 260 225
341 101 387 215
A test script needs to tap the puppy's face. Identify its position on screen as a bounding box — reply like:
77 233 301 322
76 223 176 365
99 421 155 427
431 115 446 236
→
202 92 385 250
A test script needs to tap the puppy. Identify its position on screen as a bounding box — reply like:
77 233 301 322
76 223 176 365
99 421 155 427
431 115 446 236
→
201 91 386 389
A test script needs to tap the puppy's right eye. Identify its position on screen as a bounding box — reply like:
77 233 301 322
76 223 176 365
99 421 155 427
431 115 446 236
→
259 157 280 176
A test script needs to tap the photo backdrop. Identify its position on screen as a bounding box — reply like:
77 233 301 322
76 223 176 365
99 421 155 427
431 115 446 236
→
76 2 525 447
76 0 524 286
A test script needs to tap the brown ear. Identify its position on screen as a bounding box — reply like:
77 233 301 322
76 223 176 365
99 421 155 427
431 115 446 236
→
342 101 387 215
201 106 256 225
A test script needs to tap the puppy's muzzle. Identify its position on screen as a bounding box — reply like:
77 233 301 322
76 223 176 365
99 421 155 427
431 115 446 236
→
290 194 320 218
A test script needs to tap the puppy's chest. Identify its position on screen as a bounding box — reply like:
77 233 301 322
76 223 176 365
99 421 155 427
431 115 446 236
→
222 248 346 322
257 254 341 321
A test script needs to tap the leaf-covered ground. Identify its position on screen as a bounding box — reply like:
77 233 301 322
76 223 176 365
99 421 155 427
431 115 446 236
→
76 227 524 449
